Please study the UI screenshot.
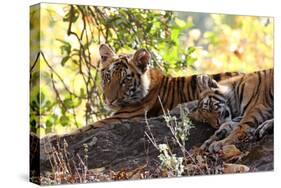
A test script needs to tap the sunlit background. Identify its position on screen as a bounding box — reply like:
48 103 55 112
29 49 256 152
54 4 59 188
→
30 3 273 137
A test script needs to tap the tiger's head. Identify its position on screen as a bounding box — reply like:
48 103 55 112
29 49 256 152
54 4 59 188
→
99 44 151 110
189 80 232 129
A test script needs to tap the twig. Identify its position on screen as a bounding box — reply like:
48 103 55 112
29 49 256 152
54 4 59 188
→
51 73 67 111
30 52 40 73
40 51 79 98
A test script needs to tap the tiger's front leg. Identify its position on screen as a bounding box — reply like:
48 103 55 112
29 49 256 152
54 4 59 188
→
207 124 247 153
207 107 273 153
207 120 274 153
201 120 240 151
255 119 274 139
196 74 218 91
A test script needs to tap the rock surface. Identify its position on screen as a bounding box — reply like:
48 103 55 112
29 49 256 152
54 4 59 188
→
30 102 273 178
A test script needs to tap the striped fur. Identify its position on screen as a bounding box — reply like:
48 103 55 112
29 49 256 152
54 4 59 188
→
74 44 241 133
190 69 274 152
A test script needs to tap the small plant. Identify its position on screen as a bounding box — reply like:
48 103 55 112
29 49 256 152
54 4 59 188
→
40 139 90 185
158 144 184 177
145 97 195 177
165 106 192 147
159 97 193 158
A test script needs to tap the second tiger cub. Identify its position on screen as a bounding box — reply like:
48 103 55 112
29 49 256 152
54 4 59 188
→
190 69 273 152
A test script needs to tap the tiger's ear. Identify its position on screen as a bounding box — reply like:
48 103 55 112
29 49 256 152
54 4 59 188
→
133 48 151 73
99 44 115 63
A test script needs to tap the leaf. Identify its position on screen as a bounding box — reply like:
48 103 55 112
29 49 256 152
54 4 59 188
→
36 92 46 107
36 93 40 103
40 92 45 103
80 88 86 98
63 97 82 109
61 56 70 66
175 18 192 30
186 57 197 66
171 28 180 43
63 98 74 109
60 115 70 127
63 7 80 23
186 47 196 55
175 18 186 28
46 119 53 128
30 119 37 128
45 100 54 111
57 39 71 55
146 23 153 32
31 101 39 111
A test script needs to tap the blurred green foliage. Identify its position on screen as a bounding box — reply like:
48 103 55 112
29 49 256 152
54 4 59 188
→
30 3 273 136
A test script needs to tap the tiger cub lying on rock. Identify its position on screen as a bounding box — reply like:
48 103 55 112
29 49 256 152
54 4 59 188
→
190 69 273 152
73 44 240 133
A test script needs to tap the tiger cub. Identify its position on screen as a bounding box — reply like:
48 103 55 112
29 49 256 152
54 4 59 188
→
74 44 241 133
190 69 273 152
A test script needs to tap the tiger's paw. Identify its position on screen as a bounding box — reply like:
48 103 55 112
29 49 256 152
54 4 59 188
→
208 140 224 153
200 139 212 151
196 74 218 90
200 136 223 153
201 138 231 153
255 119 273 139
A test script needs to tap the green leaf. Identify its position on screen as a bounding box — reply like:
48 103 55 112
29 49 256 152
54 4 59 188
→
57 39 71 55
60 115 70 126
30 119 37 128
175 18 186 28
61 56 70 66
36 92 46 106
46 119 53 128
31 101 39 111
63 7 80 23
44 100 54 111
63 98 73 109
186 57 197 66
63 98 81 109
36 93 40 103
171 29 180 44
40 92 45 103
80 88 86 98
187 47 196 55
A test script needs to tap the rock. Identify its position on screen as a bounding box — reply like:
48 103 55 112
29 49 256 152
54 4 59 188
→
29 100 274 180
222 144 242 161
30 101 216 177
223 163 250 173
238 134 273 172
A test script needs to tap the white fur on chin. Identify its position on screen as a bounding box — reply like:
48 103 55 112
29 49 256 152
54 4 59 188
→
141 70 151 98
